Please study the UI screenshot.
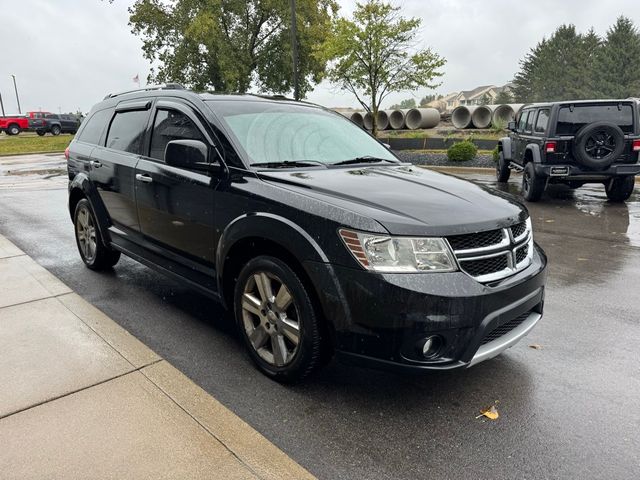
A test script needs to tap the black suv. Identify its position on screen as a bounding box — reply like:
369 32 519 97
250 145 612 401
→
67 85 547 382
31 113 80 136
497 100 640 202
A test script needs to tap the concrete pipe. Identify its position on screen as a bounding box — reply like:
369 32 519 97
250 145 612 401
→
471 105 496 129
452 106 476 129
492 104 525 126
405 108 440 130
349 111 364 128
363 112 374 130
376 110 391 131
389 109 410 130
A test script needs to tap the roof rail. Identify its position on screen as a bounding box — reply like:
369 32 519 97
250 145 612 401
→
103 83 186 100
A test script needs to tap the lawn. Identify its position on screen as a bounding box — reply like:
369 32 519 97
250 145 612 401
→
0 133 73 156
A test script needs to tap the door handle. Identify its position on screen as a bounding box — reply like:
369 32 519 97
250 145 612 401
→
90 160 102 168
135 173 153 184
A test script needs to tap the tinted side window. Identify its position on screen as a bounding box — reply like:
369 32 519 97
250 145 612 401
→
518 111 530 131
524 111 535 132
535 109 550 133
45 114 59 120
149 109 204 161
106 110 148 154
76 109 112 145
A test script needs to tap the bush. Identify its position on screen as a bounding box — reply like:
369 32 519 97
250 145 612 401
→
447 141 478 162
492 146 500 162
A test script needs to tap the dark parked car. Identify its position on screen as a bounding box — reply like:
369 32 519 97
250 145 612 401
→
67 85 547 382
31 113 80 136
497 99 640 202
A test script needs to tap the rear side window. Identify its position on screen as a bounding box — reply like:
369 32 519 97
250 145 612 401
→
535 109 550 133
524 112 535 132
105 110 148 154
556 104 634 135
45 114 59 119
76 109 112 145
149 109 204 161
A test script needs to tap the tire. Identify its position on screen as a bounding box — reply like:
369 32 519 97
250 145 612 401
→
51 125 61 136
7 124 20 136
605 176 635 202
573 122 625 170
36 130 46 136
234 255 322 383
496 151 511 182
73 199 120 270
521 162 546 202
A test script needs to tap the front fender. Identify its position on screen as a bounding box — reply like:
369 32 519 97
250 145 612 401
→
499 137 513 160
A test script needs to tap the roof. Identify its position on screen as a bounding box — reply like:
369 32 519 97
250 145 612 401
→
458 85 496 100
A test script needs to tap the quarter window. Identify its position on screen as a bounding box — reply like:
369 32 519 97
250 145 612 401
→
518 111 530 131
105 110 148 154
149 109 204 161
535 110 550 133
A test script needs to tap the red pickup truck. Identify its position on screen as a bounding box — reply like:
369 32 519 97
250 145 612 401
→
0 115 30 135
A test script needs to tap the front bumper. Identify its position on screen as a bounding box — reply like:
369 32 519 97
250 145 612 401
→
535 162 640 180
304 244 547 373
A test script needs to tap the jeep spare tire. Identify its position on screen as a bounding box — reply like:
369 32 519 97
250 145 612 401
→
573 121 625 170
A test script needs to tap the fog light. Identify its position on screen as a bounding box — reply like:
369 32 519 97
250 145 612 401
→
421 335 443 358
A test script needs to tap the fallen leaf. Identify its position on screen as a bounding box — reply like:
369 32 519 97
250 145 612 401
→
476 404 499 420
545 219 555 223
529 344 543 350
577 258 588 261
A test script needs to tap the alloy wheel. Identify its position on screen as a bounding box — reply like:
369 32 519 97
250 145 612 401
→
241 271 301 367
585 131 615 159
76 206 97 262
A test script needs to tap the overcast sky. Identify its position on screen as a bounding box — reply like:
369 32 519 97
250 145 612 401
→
1 0 638 114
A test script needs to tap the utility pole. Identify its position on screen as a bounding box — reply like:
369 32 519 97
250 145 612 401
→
10 75 21 114
0 91 5 116
289 0 300 101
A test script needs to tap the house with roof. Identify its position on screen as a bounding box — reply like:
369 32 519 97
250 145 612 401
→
437 84 514 111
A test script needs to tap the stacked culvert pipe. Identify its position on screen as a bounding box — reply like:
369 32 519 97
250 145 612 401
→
363 112 374 130
491 104 524 127
471 105 496 129
451 106 476 129
349 111 364 128
404 108 440 130
389 109 409 129
376 110 392 131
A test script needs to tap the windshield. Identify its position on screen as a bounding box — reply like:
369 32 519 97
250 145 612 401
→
556 103 634 135
206 100 397 167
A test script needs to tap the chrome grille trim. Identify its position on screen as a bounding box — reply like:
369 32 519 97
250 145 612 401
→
447 218 533 283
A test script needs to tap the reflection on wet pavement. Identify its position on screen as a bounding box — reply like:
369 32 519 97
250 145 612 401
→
0 153 67 189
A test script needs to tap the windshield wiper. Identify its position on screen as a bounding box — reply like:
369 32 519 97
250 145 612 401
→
249 160 327 168
331 156 398 166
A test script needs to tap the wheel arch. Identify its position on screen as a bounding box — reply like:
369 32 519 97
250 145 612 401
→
524 144 542 164
68 173 112 245
498 137 512 160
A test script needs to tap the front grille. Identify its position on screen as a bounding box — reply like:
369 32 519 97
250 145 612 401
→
510 222 527 239
515 244 529 264
447 229 503 251
460 254 509 277
481 311 531 345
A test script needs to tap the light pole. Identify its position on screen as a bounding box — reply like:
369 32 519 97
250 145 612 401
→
0 91 5 116
10 75 21 114
289 0 300 101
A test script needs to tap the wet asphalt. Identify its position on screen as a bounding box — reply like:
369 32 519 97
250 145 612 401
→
0 164 639 480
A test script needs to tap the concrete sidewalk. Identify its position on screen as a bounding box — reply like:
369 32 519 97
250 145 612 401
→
0 234 314 479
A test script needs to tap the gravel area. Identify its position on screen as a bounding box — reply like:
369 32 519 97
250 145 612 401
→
394 150 494 168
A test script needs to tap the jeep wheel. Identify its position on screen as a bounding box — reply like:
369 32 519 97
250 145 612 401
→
522 162 545 202
74 199 121 270
235 256 322 383
605 176 635 202
573 122 625 170
51 125 61 136
496 151 511 183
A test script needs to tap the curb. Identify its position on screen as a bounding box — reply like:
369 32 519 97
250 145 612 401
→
0 150 66 158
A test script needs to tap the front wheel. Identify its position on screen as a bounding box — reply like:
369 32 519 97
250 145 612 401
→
234 256 323 383
7 125 20 136
522 162 546 202
605 176 635 202
74 199 120 270
496 151 511 182
51 125 61 136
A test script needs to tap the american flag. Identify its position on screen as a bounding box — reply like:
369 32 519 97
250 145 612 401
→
133 74 140 86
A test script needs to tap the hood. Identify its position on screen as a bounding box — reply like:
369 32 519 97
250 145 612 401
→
258 165 527 236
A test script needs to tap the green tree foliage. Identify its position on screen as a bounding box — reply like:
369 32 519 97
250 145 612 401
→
512 18 640 102
390 98 417 109
479 93 491 106
419 94 437 107
323 0 445 135
596 16 640 98
494 89 514 104
128 0 337 96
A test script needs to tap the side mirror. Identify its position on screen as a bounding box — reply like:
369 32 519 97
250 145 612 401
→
507 121 516 131
165 139 214 172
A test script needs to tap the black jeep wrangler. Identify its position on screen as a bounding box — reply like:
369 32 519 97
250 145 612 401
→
497 100 640 202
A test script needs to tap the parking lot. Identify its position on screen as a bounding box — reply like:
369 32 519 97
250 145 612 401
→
0 156 639 479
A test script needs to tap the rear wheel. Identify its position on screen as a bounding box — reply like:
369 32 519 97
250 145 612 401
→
51 125 61 136
234 256 322 383
36 130 46 136
74 199 120 270
605 176 635 202
496 151 511 182
522 162 546 202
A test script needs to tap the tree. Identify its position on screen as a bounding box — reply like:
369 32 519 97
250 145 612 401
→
419 94 438 107
512 25 601 103
596 16 640 98
128 0 337 96
323 0 445 135
494 90 513 104
390 98 416 109
479 93 491 106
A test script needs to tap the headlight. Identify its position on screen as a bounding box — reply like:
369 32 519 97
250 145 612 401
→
339 229 457 273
